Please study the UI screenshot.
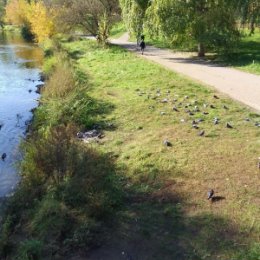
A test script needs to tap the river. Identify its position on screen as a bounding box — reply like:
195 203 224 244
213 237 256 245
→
0 31 43 197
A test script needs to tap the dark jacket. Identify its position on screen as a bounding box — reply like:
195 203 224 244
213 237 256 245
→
140 40 146 49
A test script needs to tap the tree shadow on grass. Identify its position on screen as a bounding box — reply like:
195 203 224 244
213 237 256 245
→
81 167 252 260
213 40 260 68
0 126 124 259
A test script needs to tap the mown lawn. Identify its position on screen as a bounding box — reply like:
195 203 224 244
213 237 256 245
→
63 39 260 260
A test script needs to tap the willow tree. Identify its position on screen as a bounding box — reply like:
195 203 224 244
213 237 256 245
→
236 0 260 34
146 0 239 57
119 0 149 41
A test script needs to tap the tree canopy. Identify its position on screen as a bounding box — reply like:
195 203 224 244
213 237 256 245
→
5 0 55 42
121 0 243 56
53 0 120 43
4 0 120 44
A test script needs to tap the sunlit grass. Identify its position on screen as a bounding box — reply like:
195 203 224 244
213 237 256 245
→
63 39 260 259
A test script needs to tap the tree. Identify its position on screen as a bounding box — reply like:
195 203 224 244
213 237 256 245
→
53 0 120 43
26 1 55 42
5 0 56 42
5 0 28 25
146 0 239 57
235 0 260 35
119 0 150 41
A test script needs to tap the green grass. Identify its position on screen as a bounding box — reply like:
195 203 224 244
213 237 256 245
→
143 29 260 75
109 22 127 39
1 37 260 260
212 30 260 75
61 39 260 259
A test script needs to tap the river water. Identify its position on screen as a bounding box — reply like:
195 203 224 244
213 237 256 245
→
0 32 43 197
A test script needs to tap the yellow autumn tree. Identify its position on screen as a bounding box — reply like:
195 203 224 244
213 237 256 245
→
5 0 56 43
26 0 56 43
5 0 29 25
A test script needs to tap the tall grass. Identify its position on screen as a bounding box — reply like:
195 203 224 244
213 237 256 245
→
42 57 75 98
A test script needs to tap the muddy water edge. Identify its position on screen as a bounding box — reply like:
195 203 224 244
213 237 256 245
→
0 31 43 209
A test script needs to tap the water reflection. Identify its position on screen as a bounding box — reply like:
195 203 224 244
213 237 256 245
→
0 31 43 197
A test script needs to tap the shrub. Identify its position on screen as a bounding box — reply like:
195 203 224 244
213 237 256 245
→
30 197 69 241
17 239 42 260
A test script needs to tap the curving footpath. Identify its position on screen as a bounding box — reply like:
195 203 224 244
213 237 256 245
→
111 34 260 112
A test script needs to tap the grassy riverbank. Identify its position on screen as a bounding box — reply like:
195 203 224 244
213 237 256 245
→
0 38 259 259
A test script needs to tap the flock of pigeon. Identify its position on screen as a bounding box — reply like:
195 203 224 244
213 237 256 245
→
135 87 260 201
135 87 260 143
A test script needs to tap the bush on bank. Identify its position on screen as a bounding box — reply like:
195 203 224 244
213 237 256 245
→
0 48 123 259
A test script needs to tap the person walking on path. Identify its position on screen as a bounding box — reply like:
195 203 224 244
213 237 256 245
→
140 39 146 55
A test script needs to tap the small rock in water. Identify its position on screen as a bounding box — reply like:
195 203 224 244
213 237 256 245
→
25 120 31 126
35 84 44 94
1 153 6 161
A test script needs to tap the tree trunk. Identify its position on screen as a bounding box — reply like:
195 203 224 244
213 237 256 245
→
249 17 255 36
198 43 205 57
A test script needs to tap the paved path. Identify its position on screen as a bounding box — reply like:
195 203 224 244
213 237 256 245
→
111 34 260 112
